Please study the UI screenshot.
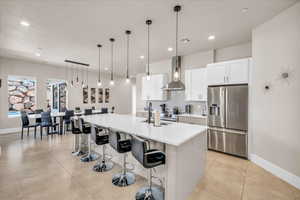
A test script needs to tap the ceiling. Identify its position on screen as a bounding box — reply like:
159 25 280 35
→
0 0 298 76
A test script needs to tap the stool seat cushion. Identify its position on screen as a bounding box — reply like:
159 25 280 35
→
144 149 166 169
72 127 81 134
95 135 109 145
82 126 91 134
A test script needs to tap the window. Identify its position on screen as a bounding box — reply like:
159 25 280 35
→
46 79 68 112
7 76 36 117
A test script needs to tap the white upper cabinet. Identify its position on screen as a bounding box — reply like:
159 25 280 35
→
141 74 168 101
185 68 207 101
227 59 249 84
206 58 250 86
206 63 227 86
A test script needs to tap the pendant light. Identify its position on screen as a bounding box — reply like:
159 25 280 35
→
162 5 185 91
109 38 115 86
70 65 74 87
76 66 79 87
69 63 74 87
174 5 181 81
146 19 152 81
125 30 131 83
81 67 85 88
65 63 68 85
97 44 102 87
86 67 89 88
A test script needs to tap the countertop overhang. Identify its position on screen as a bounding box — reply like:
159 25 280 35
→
81 114 207 146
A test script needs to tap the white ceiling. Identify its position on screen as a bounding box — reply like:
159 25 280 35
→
0 0 298 76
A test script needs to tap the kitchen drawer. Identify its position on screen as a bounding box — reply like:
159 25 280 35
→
177 116 207 125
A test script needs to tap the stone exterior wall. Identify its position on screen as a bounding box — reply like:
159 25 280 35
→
8 78 36 115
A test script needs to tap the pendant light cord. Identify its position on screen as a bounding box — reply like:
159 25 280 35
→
127 33 129 79
147 23 150 76
175 9 178 71
110 38 115 81
98 45 101 82
86 67 89 88
146 20 152 76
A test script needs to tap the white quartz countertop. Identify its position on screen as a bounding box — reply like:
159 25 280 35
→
82 114 207 146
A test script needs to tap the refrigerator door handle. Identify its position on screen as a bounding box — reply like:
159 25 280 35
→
225 87 228 128
220 87 226 128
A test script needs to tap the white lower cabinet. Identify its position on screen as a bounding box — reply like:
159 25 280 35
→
185 68 207 101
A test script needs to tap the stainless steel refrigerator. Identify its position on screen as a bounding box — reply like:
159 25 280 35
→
207 85 248 158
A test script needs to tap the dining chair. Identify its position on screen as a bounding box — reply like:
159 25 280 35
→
63 110 74 134
20 111 39 139
40 111 59 140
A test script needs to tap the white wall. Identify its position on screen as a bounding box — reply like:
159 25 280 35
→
0 57 132 130
251 1 300 183
136 42 252 113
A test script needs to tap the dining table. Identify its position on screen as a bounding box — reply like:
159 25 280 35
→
28 110 103 134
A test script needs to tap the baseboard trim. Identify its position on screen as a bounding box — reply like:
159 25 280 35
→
0 127 21 135
250 154 300 189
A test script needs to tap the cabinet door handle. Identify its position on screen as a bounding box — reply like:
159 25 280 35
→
227 76 229 83
224 76 226 83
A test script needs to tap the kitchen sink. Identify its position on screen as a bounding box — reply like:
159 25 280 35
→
142 120 171 126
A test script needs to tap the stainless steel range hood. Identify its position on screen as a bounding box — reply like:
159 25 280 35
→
162 56 185 91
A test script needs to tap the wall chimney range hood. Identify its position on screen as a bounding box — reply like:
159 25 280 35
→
162 56 185 91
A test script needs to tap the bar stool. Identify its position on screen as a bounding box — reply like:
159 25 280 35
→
109 129 135 187
131 136 166 200
91 125 114 172
101 107 108 114
71 118 85 156
84 109 93 115
79 118 99 162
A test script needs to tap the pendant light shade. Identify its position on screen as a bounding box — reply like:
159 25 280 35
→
70 64 74 87
125 30 131 83
81 67 85 88
110 38 115 86
146 19 152 81
97 44 102 87
86 67 89 88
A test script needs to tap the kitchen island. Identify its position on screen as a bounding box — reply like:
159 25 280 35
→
82 114 207 200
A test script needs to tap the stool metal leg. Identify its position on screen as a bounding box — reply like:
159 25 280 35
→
72 134 85 156
81 134 99 162
93 145 114 172
135 169 164 200
112 153 135 187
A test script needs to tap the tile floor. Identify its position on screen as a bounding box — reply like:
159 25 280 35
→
0 133 299 200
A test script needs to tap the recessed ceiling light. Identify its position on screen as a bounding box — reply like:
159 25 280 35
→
104 67 109 71
140 55 145 59
167 47 173 52
208 35 215 40
242 8 249 13
20 20 30 27
35 52 41 57
180 38 190 44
